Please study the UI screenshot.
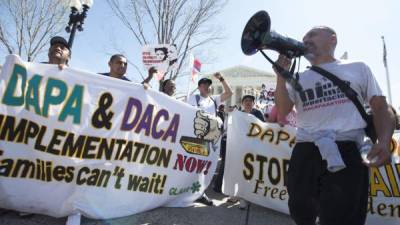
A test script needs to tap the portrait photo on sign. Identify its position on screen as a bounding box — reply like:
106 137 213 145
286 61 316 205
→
142 44 178 79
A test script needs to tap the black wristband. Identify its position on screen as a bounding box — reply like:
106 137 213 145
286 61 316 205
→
219 78 224 82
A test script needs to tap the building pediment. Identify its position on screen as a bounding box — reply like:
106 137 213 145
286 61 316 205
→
205 65 275 78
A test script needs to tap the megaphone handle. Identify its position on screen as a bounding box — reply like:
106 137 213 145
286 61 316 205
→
259 50 291 79
290 58 297 74
260 50 303 92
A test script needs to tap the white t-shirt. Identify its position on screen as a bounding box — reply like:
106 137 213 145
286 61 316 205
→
287 60 382 133
187 94 222 115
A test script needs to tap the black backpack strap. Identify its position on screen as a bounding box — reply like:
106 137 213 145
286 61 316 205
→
195 94 200 107
209 96 218 116
309 66 369 122
196 94 218 116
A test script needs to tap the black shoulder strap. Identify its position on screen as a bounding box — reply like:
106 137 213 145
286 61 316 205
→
195 94 200 107
196 94 218 116
209 96 218 116
309 66 369 122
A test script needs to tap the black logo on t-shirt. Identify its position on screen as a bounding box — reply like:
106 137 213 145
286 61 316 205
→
300 79 350 111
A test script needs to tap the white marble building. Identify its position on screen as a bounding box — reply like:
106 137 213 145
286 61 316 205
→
206 65 276 107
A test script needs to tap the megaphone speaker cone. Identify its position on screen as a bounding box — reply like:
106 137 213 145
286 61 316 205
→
241 10 306 58
241 11 271 55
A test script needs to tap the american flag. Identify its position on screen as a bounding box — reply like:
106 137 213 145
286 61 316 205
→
192 58 201 82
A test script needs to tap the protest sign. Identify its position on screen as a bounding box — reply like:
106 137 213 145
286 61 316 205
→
0 55 220 219
224 110 400 225
142 44 178 80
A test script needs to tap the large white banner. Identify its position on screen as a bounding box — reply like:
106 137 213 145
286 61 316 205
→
224 110 400 225
0 55 220 219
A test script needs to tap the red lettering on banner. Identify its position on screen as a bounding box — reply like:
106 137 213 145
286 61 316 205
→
172 153 212 175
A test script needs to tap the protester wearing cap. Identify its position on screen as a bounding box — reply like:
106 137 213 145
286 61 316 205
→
187 72 233 116
186 72 232 206
48 36 70 70
11 36 71 217
241 95 265 122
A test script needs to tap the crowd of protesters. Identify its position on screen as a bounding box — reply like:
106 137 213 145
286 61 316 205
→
1 33 400 225
38 36 301 208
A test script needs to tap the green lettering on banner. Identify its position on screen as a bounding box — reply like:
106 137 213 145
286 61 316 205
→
42 78 68 117
25 74 42 115
59 85 83 124
1 62 83 124
2 64 27 106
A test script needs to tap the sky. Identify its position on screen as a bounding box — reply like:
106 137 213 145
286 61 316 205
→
1 0 399 109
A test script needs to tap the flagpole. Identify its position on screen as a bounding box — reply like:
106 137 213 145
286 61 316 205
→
186 53 194 100
382 36 392 105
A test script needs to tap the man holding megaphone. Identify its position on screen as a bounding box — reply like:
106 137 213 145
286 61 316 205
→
273 26 395 225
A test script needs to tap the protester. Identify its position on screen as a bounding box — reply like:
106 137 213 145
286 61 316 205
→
161 79 176 96
187 72 233 206
390 105 400 130
230 94 265 209
259 84 267 104
12 36 71 217
274 26 395 225
267 105 297 127
99 54 129 80
221 96 265 208
217 104 225 120
99 54 156 85
213 104 226 194
187 72 233 115
47 36 71 70
241 95 265 122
